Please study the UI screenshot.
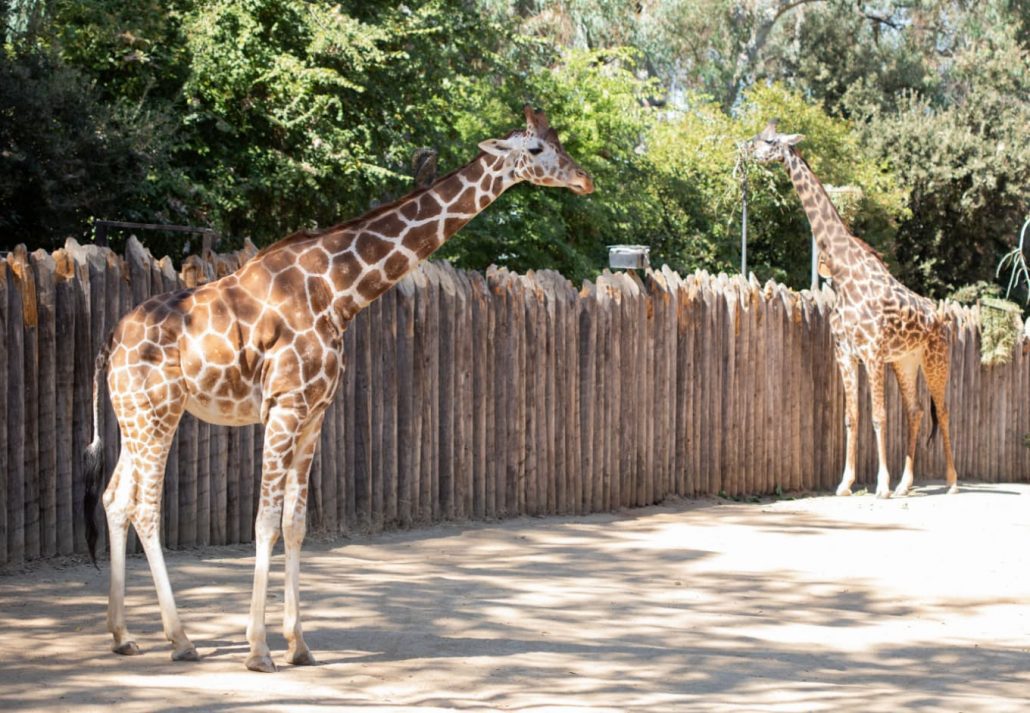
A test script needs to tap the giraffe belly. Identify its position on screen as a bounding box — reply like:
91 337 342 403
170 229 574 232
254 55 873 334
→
184 391 263 426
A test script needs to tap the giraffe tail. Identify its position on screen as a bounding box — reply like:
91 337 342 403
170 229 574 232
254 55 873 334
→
83 335 114 568
927 398 939 445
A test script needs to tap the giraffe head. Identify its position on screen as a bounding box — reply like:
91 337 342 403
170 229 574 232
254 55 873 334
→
477 105 595 195
745 119 805 164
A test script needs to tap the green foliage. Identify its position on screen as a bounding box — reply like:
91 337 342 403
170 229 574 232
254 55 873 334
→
0 46 185 248
860 20 1030 296
949 281 1001 305
438 47 660 281
0 0 1026 299
178 0 391 240
646 83 907 286
174 0 554 247
762 0 945 117
979 296 1023 366
51 0 190 105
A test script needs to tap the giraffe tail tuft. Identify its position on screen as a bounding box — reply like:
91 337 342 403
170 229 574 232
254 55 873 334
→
84 440 104 568
83 335 114 568
927 398 939 446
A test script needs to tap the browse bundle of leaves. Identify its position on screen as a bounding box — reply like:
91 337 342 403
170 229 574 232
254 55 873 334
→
979 296 1023 366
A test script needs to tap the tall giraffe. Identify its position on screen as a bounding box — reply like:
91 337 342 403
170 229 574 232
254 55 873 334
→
83 106 594 672
746 120 958 499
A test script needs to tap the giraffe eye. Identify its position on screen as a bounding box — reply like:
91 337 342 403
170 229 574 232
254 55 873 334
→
528 145 544 155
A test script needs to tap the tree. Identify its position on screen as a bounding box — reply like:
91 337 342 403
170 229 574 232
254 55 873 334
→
2 0 1025 296
0 46 183 249
647 83 907 287
861 18 1030 295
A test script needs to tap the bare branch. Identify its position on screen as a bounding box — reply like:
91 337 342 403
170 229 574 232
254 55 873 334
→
725 0 829 109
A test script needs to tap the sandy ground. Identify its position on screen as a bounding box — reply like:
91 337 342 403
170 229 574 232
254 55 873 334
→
0 482 1028 712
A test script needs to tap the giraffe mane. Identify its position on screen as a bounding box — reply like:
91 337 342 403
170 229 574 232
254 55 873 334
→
851 235 888 267
251 148 498 262
790 148 888 269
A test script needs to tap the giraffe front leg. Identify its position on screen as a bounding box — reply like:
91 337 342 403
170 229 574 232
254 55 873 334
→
867 359 892 498
245 403 317 673
836 353 860 496
282 416 323 667
282 516 315 666
892 355 923 497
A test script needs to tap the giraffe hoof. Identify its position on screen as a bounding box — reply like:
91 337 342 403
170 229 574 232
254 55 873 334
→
835 486 852 497
875 488 891 499
287 649 317 666
894 486 910 497
172 644 199 662
113 641 141 656
947 484 959 495
245 653 277 673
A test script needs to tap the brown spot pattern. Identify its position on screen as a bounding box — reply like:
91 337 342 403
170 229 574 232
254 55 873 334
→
94 120 595 670
780 146 958 498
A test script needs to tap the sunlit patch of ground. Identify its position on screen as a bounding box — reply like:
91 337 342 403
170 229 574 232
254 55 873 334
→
1 482 1028 712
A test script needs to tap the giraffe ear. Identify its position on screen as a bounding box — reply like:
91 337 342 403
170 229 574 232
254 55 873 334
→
780 133 805 146
478 138 513 156
524 104 550 135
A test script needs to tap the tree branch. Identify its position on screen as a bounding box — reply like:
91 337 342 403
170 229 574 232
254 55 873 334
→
725 0 829 109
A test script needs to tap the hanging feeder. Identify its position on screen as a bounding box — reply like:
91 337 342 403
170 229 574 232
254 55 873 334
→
608 245 650 270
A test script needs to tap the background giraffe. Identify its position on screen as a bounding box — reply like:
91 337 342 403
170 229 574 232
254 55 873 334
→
747 120 958 499
82 105 594 672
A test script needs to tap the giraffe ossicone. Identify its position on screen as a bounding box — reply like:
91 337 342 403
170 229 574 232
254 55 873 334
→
82 104 593 672
746 119 959 499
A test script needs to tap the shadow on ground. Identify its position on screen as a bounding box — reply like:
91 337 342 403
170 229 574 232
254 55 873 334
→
1 483 1028 712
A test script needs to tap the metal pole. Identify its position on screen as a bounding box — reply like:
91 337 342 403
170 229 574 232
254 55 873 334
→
741 181 748 276
811 233 818 290
738 153 748 277
91 220 219 251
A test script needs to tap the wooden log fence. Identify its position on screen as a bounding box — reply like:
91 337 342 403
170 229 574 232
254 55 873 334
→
1 237 1029 564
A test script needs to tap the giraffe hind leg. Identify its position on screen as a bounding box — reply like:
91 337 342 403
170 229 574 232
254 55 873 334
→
923 335 959 493
104 386 197 661
103 451 139 655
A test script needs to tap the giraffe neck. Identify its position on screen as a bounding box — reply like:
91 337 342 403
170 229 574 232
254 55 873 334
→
782 150 852 255
782 149 890 286
325 153 515 317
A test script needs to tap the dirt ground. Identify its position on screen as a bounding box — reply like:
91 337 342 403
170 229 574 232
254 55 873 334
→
1 482 1028 712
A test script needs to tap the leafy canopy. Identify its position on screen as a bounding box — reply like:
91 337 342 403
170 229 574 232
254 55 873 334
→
1 0 1026 297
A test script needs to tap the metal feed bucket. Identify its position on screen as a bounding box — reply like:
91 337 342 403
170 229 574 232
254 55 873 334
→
608 245 650 270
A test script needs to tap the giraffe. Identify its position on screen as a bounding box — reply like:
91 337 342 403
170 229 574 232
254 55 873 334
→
82 105 594 672
746 120 958 499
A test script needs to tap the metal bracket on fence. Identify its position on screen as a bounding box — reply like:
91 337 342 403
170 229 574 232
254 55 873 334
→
93 220 220 253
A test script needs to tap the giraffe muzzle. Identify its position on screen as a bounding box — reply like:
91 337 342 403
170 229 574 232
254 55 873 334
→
569 170 594 195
